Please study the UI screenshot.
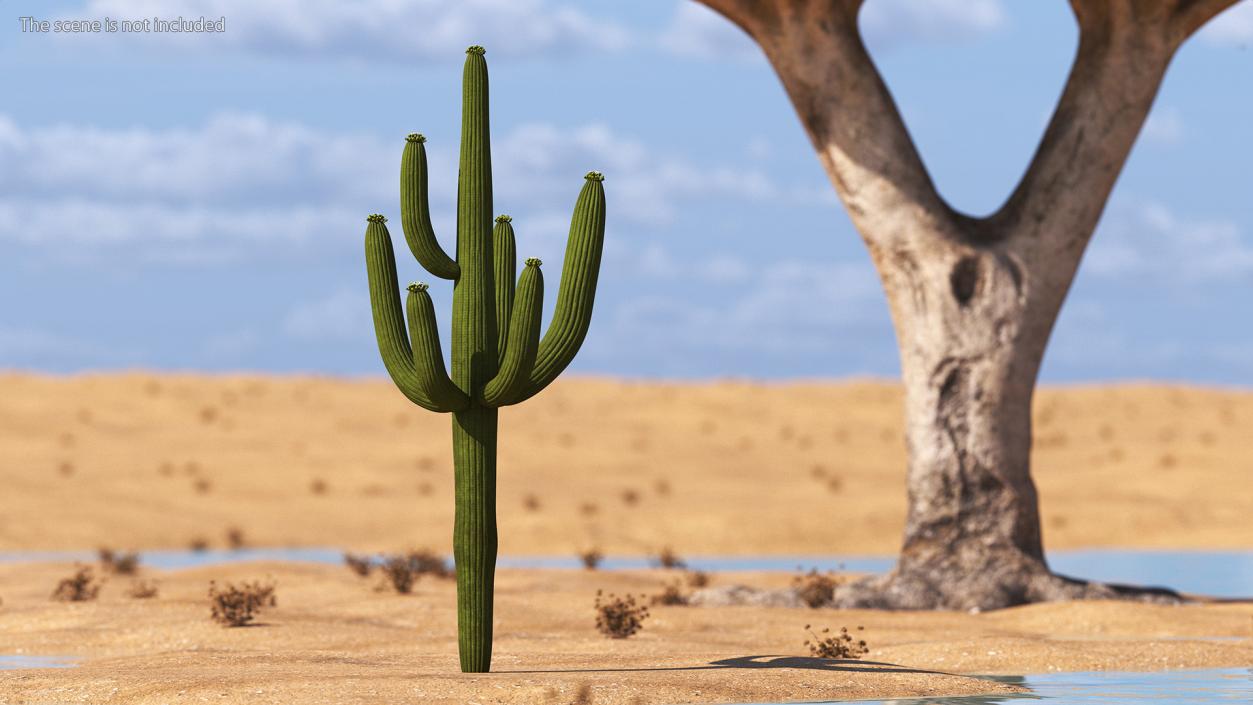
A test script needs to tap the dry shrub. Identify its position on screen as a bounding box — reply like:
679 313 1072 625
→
572 683 593 705
225 527 246 550
58 461 74 477
650 581 688 606
579 549 603 570
193 478 213 494
794 569 841 608
343 552 373 577
209 580 275 627
127 580 159 599
310 478 329 495
406 549 453 579
686 570 710 589
189 537 210 553
98 548 140 575
378 550 452 593
51 566 101 602
594 591 649 638
620 489 640 506
804 624 868 659
652 547 686 569
523 494 542 512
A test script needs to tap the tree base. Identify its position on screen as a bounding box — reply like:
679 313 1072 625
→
692 555 1184 611
831 564 1183 611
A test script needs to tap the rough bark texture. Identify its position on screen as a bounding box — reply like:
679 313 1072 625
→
695 0 1241 609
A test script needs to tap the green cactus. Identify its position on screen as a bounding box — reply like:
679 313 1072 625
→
363 45 607 673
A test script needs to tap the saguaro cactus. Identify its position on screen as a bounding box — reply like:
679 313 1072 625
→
363 45 607 673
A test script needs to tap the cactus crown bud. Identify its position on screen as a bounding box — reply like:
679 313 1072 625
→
495 214 512 224
524 257 542 267
406 133 426 144
407 282 429 293
466 45 486 56
584 171 605 182
367 214 387 224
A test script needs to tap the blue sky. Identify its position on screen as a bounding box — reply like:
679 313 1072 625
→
1 0 1250 383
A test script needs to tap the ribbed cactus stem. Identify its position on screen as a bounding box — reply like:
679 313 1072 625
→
362 45 607 674
401 131 459 280
449 43 498 674
493 216 516 362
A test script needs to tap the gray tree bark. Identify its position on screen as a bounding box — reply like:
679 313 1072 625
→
694 0 1241 609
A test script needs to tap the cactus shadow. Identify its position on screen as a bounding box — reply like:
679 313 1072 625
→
499 656 942 675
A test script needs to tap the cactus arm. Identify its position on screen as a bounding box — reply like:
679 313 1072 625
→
364 215 458 413
401 133 461 280
406 284 471 412
492 215 516 362
501 172 606 405
481 259 543 407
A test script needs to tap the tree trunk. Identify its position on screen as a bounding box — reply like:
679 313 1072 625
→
687 0 1241 610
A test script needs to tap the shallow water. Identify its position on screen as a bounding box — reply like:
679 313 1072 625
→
732 668 1252 705
0 654 79 670
1 549 1248 598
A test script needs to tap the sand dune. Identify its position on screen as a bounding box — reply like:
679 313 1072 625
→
0 373 1248 555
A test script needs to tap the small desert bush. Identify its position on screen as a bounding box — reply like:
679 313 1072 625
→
594 590 649 639
406 549 453 579
650 580 688 606
793 568 841 608
189 537 210 552
209 580 276 627
51 566 101 602
523 494 541 512
127 580 159 599
579 549 603 570
652 547 686 569
98 548 140 575
343 552 373 577
686 570 710 588
804 624 868 659
378 550 452 593
225 527 246 550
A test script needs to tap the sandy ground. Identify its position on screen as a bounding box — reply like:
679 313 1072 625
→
1 561 1250 705
0 373 1249 555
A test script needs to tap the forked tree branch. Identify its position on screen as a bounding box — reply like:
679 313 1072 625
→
695 0 1240 257
994 0 1239 249
696 0 955 252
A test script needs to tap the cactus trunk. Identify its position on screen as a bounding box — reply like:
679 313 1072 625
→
450 45 498 674
452 405 497 672
363 44 606 673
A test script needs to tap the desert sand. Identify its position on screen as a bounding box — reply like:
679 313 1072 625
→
0 374 1250 704
1 561 1250 705
0 373 1249 554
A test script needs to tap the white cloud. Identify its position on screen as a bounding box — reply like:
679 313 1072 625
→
57 0 630 62
658 3 762 62
660 0 1007 62
282 289 369 341
0 326 140 366
861 0 1007 48
605 256 884 356
0 113 799 263
1200 1 1253 46
1087 200 1253 282
1141 106 1184 145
